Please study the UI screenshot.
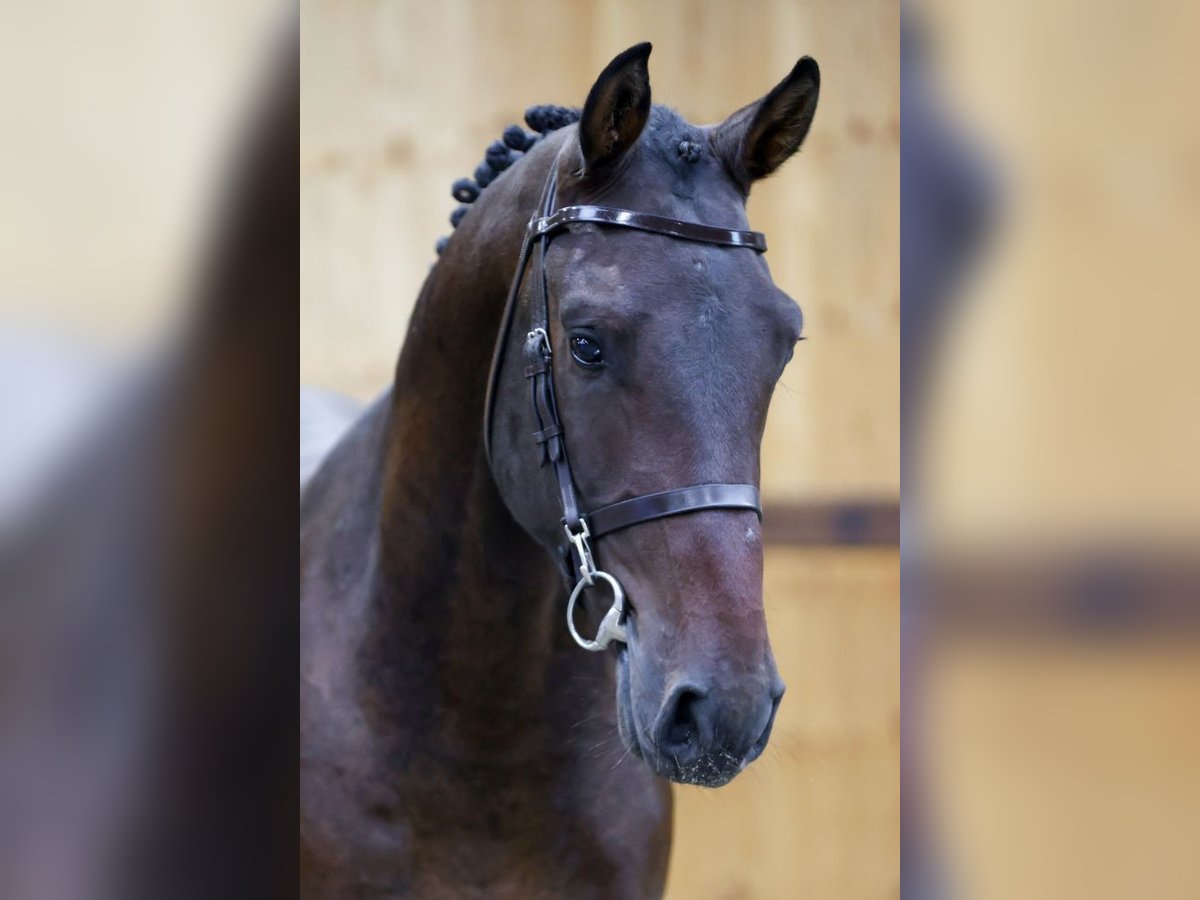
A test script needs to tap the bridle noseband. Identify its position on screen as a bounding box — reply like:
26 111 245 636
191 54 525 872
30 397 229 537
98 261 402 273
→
484 157 768 652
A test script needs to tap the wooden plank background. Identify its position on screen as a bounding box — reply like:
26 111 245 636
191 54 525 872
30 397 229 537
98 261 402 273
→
301 2 899 897
300 0 900 502
667 546 899 899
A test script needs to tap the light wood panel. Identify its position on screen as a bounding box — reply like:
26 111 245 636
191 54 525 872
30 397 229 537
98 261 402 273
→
918 0 1200 544
926 637 1200 900
665 546 900 899
300 0 899 500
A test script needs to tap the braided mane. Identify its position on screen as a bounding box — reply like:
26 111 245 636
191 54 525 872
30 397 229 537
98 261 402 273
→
434 105 580 256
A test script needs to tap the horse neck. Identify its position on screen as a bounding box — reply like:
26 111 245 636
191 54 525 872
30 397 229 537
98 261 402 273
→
366 133 601 742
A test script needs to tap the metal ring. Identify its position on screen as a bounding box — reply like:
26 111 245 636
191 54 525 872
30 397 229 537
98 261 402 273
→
566 570 628 652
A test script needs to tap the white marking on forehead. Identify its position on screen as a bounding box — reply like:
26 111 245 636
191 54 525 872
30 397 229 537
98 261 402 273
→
744 526 759 545
562 256 627 299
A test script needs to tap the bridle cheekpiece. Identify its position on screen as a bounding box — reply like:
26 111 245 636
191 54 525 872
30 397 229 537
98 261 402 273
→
484 155 768 652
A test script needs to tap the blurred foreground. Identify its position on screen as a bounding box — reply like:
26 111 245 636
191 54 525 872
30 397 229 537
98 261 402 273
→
0 4 295 897
905 1 1200 897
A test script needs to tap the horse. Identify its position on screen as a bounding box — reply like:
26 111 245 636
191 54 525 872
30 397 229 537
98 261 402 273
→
300 43 820 898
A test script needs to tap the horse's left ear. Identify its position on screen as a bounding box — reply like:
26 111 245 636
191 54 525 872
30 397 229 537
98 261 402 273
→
714 56 820 186
579 42 653 173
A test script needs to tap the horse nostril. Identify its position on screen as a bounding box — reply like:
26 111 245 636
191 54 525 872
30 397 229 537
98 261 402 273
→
771 680 786 707
754 688 784 752
658 685 708 758
667 690 701 745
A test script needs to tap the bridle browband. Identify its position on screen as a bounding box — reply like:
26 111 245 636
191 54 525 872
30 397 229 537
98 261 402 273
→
483 154 768 652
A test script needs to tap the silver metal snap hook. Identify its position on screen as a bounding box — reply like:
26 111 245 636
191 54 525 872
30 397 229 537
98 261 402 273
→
564 518 596 585
562 518 627 651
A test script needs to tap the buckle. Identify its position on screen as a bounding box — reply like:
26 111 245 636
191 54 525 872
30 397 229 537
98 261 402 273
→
527 327 551 359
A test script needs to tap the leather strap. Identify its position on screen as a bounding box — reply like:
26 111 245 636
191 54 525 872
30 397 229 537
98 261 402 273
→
519 167 585 531
586 483 762 538
531 206 767 251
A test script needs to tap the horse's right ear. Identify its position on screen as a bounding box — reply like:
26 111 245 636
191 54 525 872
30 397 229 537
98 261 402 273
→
579 43 653 173
714 56 820 188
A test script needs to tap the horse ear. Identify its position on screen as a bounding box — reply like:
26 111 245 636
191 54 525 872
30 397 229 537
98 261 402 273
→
579 42 653 173
714 56 820 185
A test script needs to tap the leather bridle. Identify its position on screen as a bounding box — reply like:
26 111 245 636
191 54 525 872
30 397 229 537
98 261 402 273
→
484 155 769 652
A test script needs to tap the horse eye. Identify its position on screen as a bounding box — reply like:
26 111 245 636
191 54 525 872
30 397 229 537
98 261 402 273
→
569 335 605 368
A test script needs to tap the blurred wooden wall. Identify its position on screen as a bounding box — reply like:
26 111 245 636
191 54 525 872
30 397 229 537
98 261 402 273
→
667 546 899 900
301 0 898 502
301 2 898 897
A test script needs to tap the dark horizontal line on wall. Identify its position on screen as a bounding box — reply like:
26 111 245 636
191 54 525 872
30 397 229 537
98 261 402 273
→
761 499 900 546
916 552 1200 635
